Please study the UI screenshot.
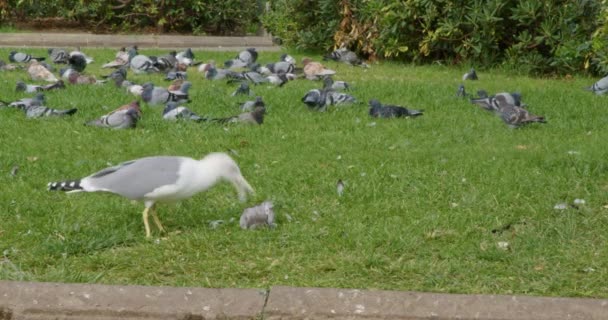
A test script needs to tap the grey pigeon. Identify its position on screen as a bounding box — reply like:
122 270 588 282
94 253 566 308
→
224 48 258 69
585 75 608 95
240 201 275 229
266 61 295 74
323 76 350 91
154 51 177 72
162 102 203 122
116 76 144 97
203 65 239 80
16 80 65 93
368 99 423 118
280 53 296 64
24 105 77 118
495 95 545 128
6 93 46 109
9 51 45 63
69 49 94 64
324 47 366 67
239 96 265 112
456 84 468 98
470 92 524 112
48 48 69 64
165 71 187 81
68 54 87 72
102 67 128 80
142 81 191 106
176 48 195 65
227 70 268 85
231 82 253 96
266 73 290 87
0 59 21 71
462 68 478 80
128 48 159 74
211 106 266 125
86 101 141 129
301 88 356 111
59 67 77 80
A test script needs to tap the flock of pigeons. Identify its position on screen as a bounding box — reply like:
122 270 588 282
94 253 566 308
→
0 45 435 131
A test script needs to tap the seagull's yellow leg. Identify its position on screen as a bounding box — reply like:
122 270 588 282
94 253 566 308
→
142 207 152 238
150 206 166 233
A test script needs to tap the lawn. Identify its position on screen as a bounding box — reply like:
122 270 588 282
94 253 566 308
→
0 47 607 298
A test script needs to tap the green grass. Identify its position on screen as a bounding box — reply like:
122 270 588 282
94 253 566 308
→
1 47 608 298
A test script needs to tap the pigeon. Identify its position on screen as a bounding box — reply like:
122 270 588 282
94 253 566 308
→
16 80 65 93
239 96 265 112
226 70 268 85
225 48 258 69
154 51 177 72
102 47 130 68
23 105 78 118
86 101 141 129
102 67 128 80
495 95 545 128
68 53 87 72
456 84 468 98
211 106 266 125
39 61 56 72
48 48 69 64
197 61 215 73
301 89 356 111
585 75 608 95
203 64 239 80
141 81 191 106
280 53 296 65
70 49 94 64
116 77 144 97
68 71 106 85
176 48 195 65
324 47 366 66
28 61 59 82
323 76 350 91
0 59 21 71
165 71 187 81
266 73 290 87
462 68 478 80
162 102 204 122
231 82 253 96
3 93 46 109
128 48 159 74
240 201 275 229
59 67 78 80
167 79 185 92
265 61 295 74
336 179 344 197
302 58 336 80
9 51 45 63
470 92 525 112
368 99 424 118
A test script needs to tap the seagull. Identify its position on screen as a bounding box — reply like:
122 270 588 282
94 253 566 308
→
462 68 478 80
86 101 141 129
48 152 255 238
240 201 275 229
368 99 423 118
585 75 608 95
16 80 65 93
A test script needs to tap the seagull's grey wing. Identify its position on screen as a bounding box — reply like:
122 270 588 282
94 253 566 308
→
83 156 184 199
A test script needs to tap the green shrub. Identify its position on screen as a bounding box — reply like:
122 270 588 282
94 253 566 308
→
263 0 607 75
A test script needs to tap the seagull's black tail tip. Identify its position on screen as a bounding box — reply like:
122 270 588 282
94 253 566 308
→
47 180 83 191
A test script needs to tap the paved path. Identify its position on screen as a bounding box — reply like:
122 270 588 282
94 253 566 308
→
1 280 607 319
0 32 280 51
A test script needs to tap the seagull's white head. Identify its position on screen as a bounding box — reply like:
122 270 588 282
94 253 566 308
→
202 152 255 201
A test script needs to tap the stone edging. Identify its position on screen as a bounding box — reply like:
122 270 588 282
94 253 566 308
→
1 281 607 319
0 32 279 51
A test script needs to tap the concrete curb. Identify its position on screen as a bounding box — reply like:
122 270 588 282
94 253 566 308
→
2 281 608 320
0 32 280 51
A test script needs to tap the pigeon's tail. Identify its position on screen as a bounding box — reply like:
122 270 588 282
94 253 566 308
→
48 179 83 192
33 57 46 62
526 116 546 124
61 108 78 116
409 109 424 117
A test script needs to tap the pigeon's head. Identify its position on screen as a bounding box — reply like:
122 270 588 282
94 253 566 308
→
205 66 218 79
254 96 264 106
163 102 178 115
179 81 192 93
323 76 334 88
127 48 138 61
368 99 382 108
302 89 321 107
184 48 194 59
15 81 27 92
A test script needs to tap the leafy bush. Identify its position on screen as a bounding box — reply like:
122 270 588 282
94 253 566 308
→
5 0 262 35
264 0 608 75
